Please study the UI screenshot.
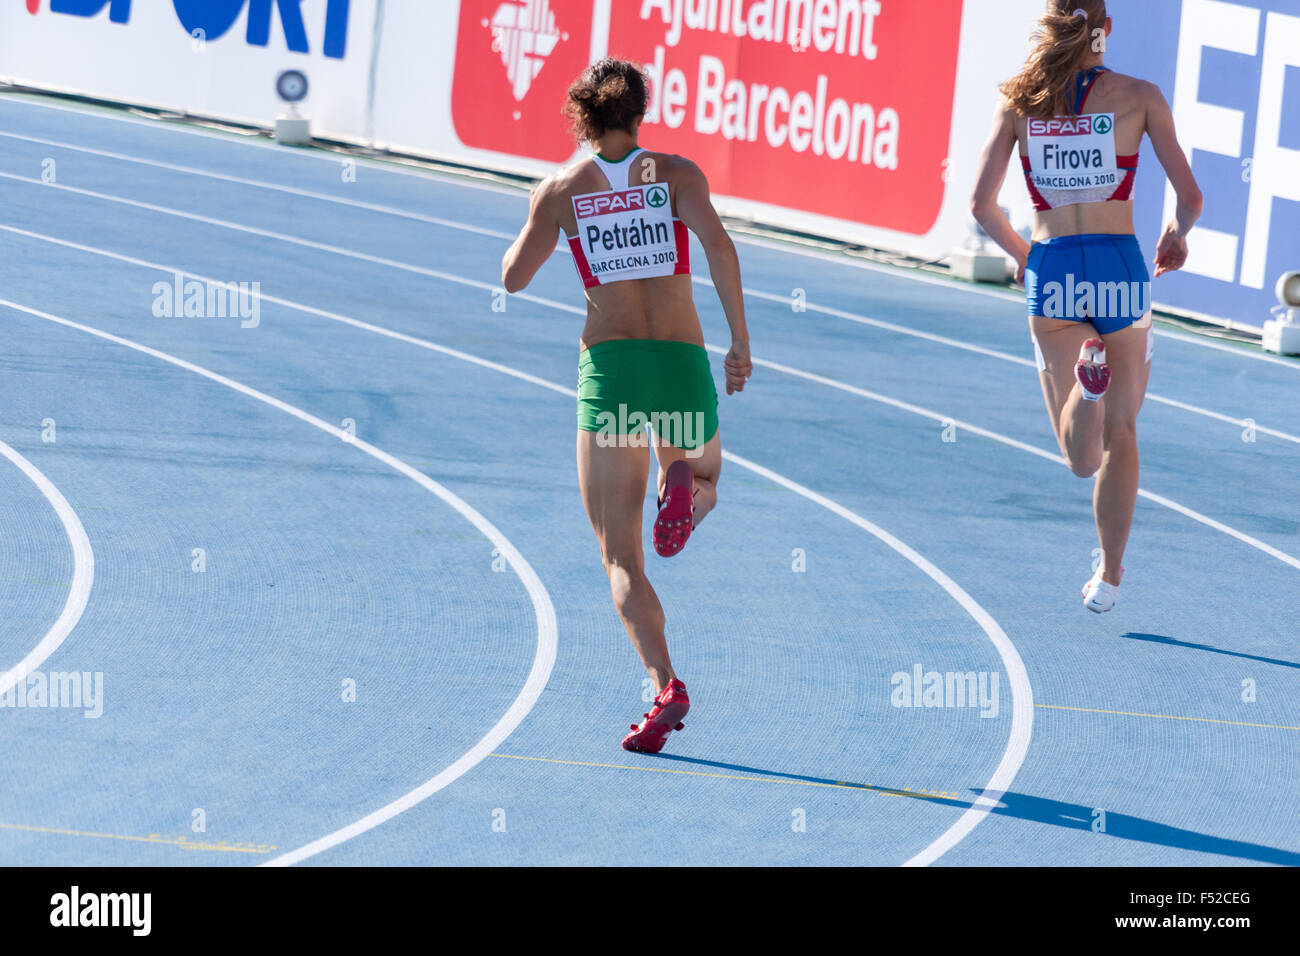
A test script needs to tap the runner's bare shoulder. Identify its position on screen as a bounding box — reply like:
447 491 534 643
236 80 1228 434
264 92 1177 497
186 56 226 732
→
542 160 591 199
1092 69 1147 102
659 155 711 197
1129 76 1167 107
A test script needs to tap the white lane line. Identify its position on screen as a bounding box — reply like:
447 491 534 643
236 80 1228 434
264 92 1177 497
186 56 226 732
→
4 90 1291 864
1151 328 1300 370
2 103 1293 373
710 347 1066 466
0 296 559 868
0 225 583 394
709 346 1300 573
3 217 1296 574
0 171 583 315
3 292 1028 867
0 439 94 698
0 168 508 286
727 229 1300 359
0 93 531 197
714 284 1300 445
0 130 516 242
728 451 1032 868
1136 490 1300 572
0 165 1293 447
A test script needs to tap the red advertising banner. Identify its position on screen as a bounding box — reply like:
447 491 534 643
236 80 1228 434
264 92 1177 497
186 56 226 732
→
614 0 963 234
452 0 595 162
452 1 963 234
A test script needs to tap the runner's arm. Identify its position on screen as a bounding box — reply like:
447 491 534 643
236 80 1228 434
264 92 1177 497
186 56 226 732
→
502 178 561 292
675 160 752 394
971 101 1031 283
1144 81 1203 277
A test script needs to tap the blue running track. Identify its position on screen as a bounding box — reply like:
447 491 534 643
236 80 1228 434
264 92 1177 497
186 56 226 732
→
1 92 1298 866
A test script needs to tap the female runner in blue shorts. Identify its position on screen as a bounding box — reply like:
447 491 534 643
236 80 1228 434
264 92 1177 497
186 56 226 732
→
971 0 1202 612
501 59 753 750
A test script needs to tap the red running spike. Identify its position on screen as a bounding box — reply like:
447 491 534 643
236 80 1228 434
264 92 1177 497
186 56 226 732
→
622 679 690 753
1075 337 1111 400
653 460 696 558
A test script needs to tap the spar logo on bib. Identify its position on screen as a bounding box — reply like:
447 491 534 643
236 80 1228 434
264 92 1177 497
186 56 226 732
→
575 188 647 218
452 0 593 161
1028 116 1098 136
570 183 683 285
1028 112 1119 194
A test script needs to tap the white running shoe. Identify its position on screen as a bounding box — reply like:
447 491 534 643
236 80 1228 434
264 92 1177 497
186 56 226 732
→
1082 569 1120 613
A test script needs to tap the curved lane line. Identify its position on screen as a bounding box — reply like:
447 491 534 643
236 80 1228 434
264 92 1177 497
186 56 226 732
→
0 438 94 697
0 297 558 869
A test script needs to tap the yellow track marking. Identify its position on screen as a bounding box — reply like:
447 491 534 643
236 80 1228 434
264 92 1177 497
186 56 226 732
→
491 705 1299 798
1036 703 1300 731
0 822 276 853
488 753 959 800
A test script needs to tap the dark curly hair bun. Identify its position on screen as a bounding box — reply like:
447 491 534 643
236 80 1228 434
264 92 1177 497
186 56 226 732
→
564 58 649 142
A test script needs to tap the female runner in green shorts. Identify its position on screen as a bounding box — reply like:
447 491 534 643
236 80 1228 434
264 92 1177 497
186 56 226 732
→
501 58 753 753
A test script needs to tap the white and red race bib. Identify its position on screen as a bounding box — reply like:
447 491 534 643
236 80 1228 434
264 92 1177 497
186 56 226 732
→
1026 113 1121 207
568 183 690 288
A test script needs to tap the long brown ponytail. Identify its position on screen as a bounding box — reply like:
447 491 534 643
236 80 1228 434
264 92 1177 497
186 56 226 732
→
1000 0 1108 119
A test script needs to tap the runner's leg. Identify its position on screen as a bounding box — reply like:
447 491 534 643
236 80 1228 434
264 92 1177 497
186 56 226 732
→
577 430 676 692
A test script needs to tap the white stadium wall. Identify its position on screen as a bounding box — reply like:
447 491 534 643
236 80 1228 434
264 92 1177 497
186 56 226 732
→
2 0 1295 330
0 0 379 141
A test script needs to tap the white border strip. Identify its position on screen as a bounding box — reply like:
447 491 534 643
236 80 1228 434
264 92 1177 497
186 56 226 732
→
0 296 559 868
0 438 94 697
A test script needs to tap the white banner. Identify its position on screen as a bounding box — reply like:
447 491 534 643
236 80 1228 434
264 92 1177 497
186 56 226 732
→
0 0 377 142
